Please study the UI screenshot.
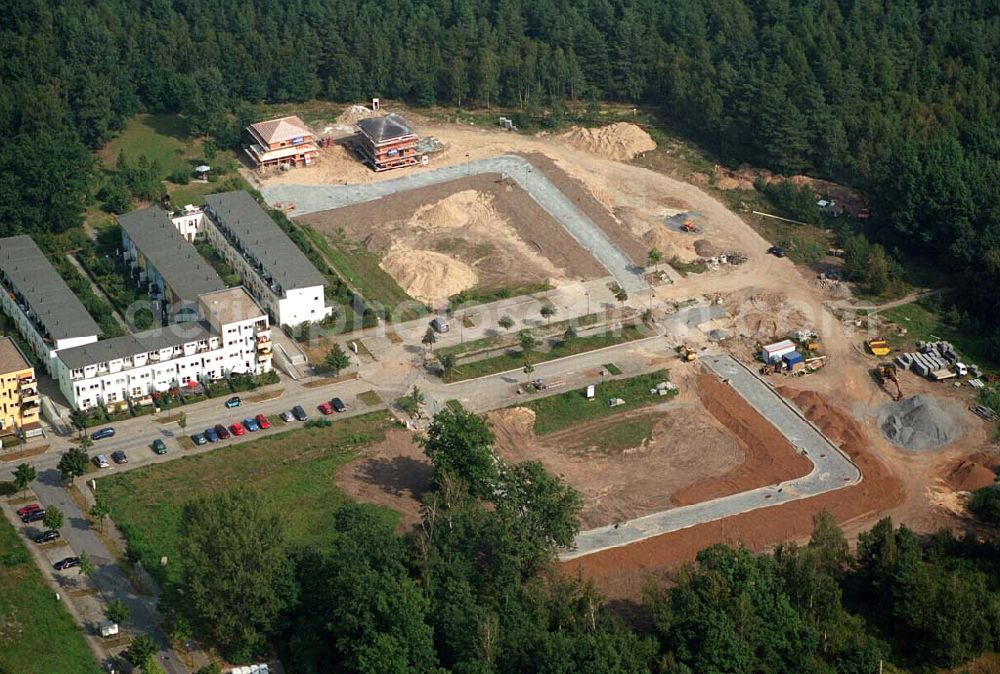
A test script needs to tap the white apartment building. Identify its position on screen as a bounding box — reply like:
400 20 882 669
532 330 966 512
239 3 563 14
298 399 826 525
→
202 191 330 328
54 288 272 411
0 235 100 374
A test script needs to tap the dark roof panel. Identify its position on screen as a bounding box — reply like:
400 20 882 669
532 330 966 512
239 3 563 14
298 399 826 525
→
356 113 417 144
57 321 213 370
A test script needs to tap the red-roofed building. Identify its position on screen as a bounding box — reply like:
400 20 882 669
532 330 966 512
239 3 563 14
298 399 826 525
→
245 115 319 170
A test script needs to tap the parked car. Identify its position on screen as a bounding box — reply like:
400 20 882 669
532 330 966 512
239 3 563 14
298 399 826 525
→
214 424 231 440
54 556 81 571
191 432 207 446
151 439 167 455
16 504 41 518
279 410 295 423
241 418 259 432
292 405 308 422
431 316 450 333
224 396 242 409
767 246 786 258
111 450 128 464
21 509 45 523
229 423 246 437
93 454 111 469
204 427 219 443
255 414 271 430
318 401 334 415
91 427 116 441
331 397 347 413
34 530 60 544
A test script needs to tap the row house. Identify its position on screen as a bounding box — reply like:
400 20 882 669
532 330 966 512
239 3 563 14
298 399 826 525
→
0 337 41 439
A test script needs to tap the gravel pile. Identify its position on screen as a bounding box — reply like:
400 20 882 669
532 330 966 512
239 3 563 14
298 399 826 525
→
879 395 961 450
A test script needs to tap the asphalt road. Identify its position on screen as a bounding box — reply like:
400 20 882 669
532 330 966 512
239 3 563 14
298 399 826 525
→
561 354 862 560
262 155 648 294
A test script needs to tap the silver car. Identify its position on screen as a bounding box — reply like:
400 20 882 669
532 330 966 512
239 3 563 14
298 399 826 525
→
280 410 295 422
93 454 111 469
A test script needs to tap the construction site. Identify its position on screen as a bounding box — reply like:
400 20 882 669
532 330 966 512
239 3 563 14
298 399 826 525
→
246 102 999 601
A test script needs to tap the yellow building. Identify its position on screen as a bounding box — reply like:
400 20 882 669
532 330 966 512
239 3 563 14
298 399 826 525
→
0 336 40 438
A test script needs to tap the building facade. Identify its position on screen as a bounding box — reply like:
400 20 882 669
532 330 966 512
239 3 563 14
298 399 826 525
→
54 288 271 411
0 235 100 373
244 115 319 170
0 337 40 438
355 113 420 171
119 207 227 323
202 192 330 328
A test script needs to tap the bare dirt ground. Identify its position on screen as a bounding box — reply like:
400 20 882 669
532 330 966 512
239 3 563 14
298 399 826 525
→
335 429 431 529
562 387 906 601
297 173 606 303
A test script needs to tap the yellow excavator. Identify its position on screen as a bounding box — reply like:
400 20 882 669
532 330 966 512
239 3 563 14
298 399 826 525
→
678 345 697 362
874 362 902 401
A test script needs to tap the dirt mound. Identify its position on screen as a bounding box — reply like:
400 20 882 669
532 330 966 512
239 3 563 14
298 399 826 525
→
559 123 656 161
879 395 962 450
727 289 808 339
412 190 495 230
779 388 868 451
380 249 478 304
337 104 377 125
671 373 812 505
946 460 997 492
694 239 718 257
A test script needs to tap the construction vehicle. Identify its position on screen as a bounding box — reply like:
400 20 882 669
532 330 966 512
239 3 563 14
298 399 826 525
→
867 338 891 357
680 220 700 233
874 363 903 401
677 345 697 362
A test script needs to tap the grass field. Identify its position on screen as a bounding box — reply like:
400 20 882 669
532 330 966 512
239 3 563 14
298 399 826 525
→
99 114 201 176
98 412 399 592
0 519 101 674
575 411 658 453
519 369 673 435
441 324 649 383
883 302 996 371
302 226 427 322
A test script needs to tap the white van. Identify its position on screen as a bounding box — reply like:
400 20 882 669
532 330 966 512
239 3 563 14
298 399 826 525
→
430 317 449 334
955 362 968 377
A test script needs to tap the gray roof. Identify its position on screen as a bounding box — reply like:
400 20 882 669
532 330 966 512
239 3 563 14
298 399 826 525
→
203 191 327 292
0 235 102 340
356 113 417 144
118 207 226 302
57 321 213 370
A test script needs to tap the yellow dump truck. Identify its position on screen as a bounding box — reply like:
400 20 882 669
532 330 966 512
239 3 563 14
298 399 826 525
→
867 338 891 357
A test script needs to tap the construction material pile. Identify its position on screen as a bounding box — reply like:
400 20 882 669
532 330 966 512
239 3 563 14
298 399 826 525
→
558 123 657 161
895 340 981 379
879 395 961 450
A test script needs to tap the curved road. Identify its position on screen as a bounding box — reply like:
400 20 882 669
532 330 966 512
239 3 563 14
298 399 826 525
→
561 354 862 560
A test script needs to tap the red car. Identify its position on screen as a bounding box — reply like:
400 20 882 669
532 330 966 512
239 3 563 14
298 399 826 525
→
229 422 246 437
318 402 334 415
214 423 231 440
16 504 41 518
255 414 271 430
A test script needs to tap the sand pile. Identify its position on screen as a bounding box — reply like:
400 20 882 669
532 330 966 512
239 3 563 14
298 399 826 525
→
946 460 997 492
559 123 657 161
879 395 961 450
380 249 478 304
727 290 807 339
412 190 494 230
778 388 867 451
337 104 377 124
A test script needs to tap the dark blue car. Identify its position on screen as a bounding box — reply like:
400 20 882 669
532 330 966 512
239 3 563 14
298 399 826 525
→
203 427 219 443
91 427 115 441
241 418 260 432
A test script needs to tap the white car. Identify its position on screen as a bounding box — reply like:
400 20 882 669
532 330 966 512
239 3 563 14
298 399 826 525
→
280 410 295 422
92 454 111 469
954 362 968 377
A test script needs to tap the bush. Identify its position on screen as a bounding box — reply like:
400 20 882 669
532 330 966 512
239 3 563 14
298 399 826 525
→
970 486 1000 525
168 169 190 185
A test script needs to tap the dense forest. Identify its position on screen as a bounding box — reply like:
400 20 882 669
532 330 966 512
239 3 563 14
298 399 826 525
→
173 405 1000 673
3 0 1000 348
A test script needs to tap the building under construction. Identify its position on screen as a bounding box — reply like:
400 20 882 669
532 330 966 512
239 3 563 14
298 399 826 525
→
245 115 319 170
355 113 420 171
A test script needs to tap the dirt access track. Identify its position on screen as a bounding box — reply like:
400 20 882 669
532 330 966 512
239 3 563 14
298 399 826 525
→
297 173 607 304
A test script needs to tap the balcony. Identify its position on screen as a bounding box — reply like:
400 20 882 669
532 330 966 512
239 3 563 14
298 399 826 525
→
18 376 35 386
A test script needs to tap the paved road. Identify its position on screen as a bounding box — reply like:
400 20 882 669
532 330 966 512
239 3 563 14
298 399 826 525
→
262 155 648 294
30 468 189 674
561 354 862 560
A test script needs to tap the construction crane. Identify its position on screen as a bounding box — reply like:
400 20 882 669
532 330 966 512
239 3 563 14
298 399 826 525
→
874 362 903 401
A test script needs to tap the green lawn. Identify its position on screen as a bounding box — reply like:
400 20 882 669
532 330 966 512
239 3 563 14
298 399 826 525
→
0 519 101 674
448 283 553 311
98 412 399 592
883 302 997 371
571 412 658 453
99 113 200 176
441 324 649 383
302 226 427 322
519 369 674 435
